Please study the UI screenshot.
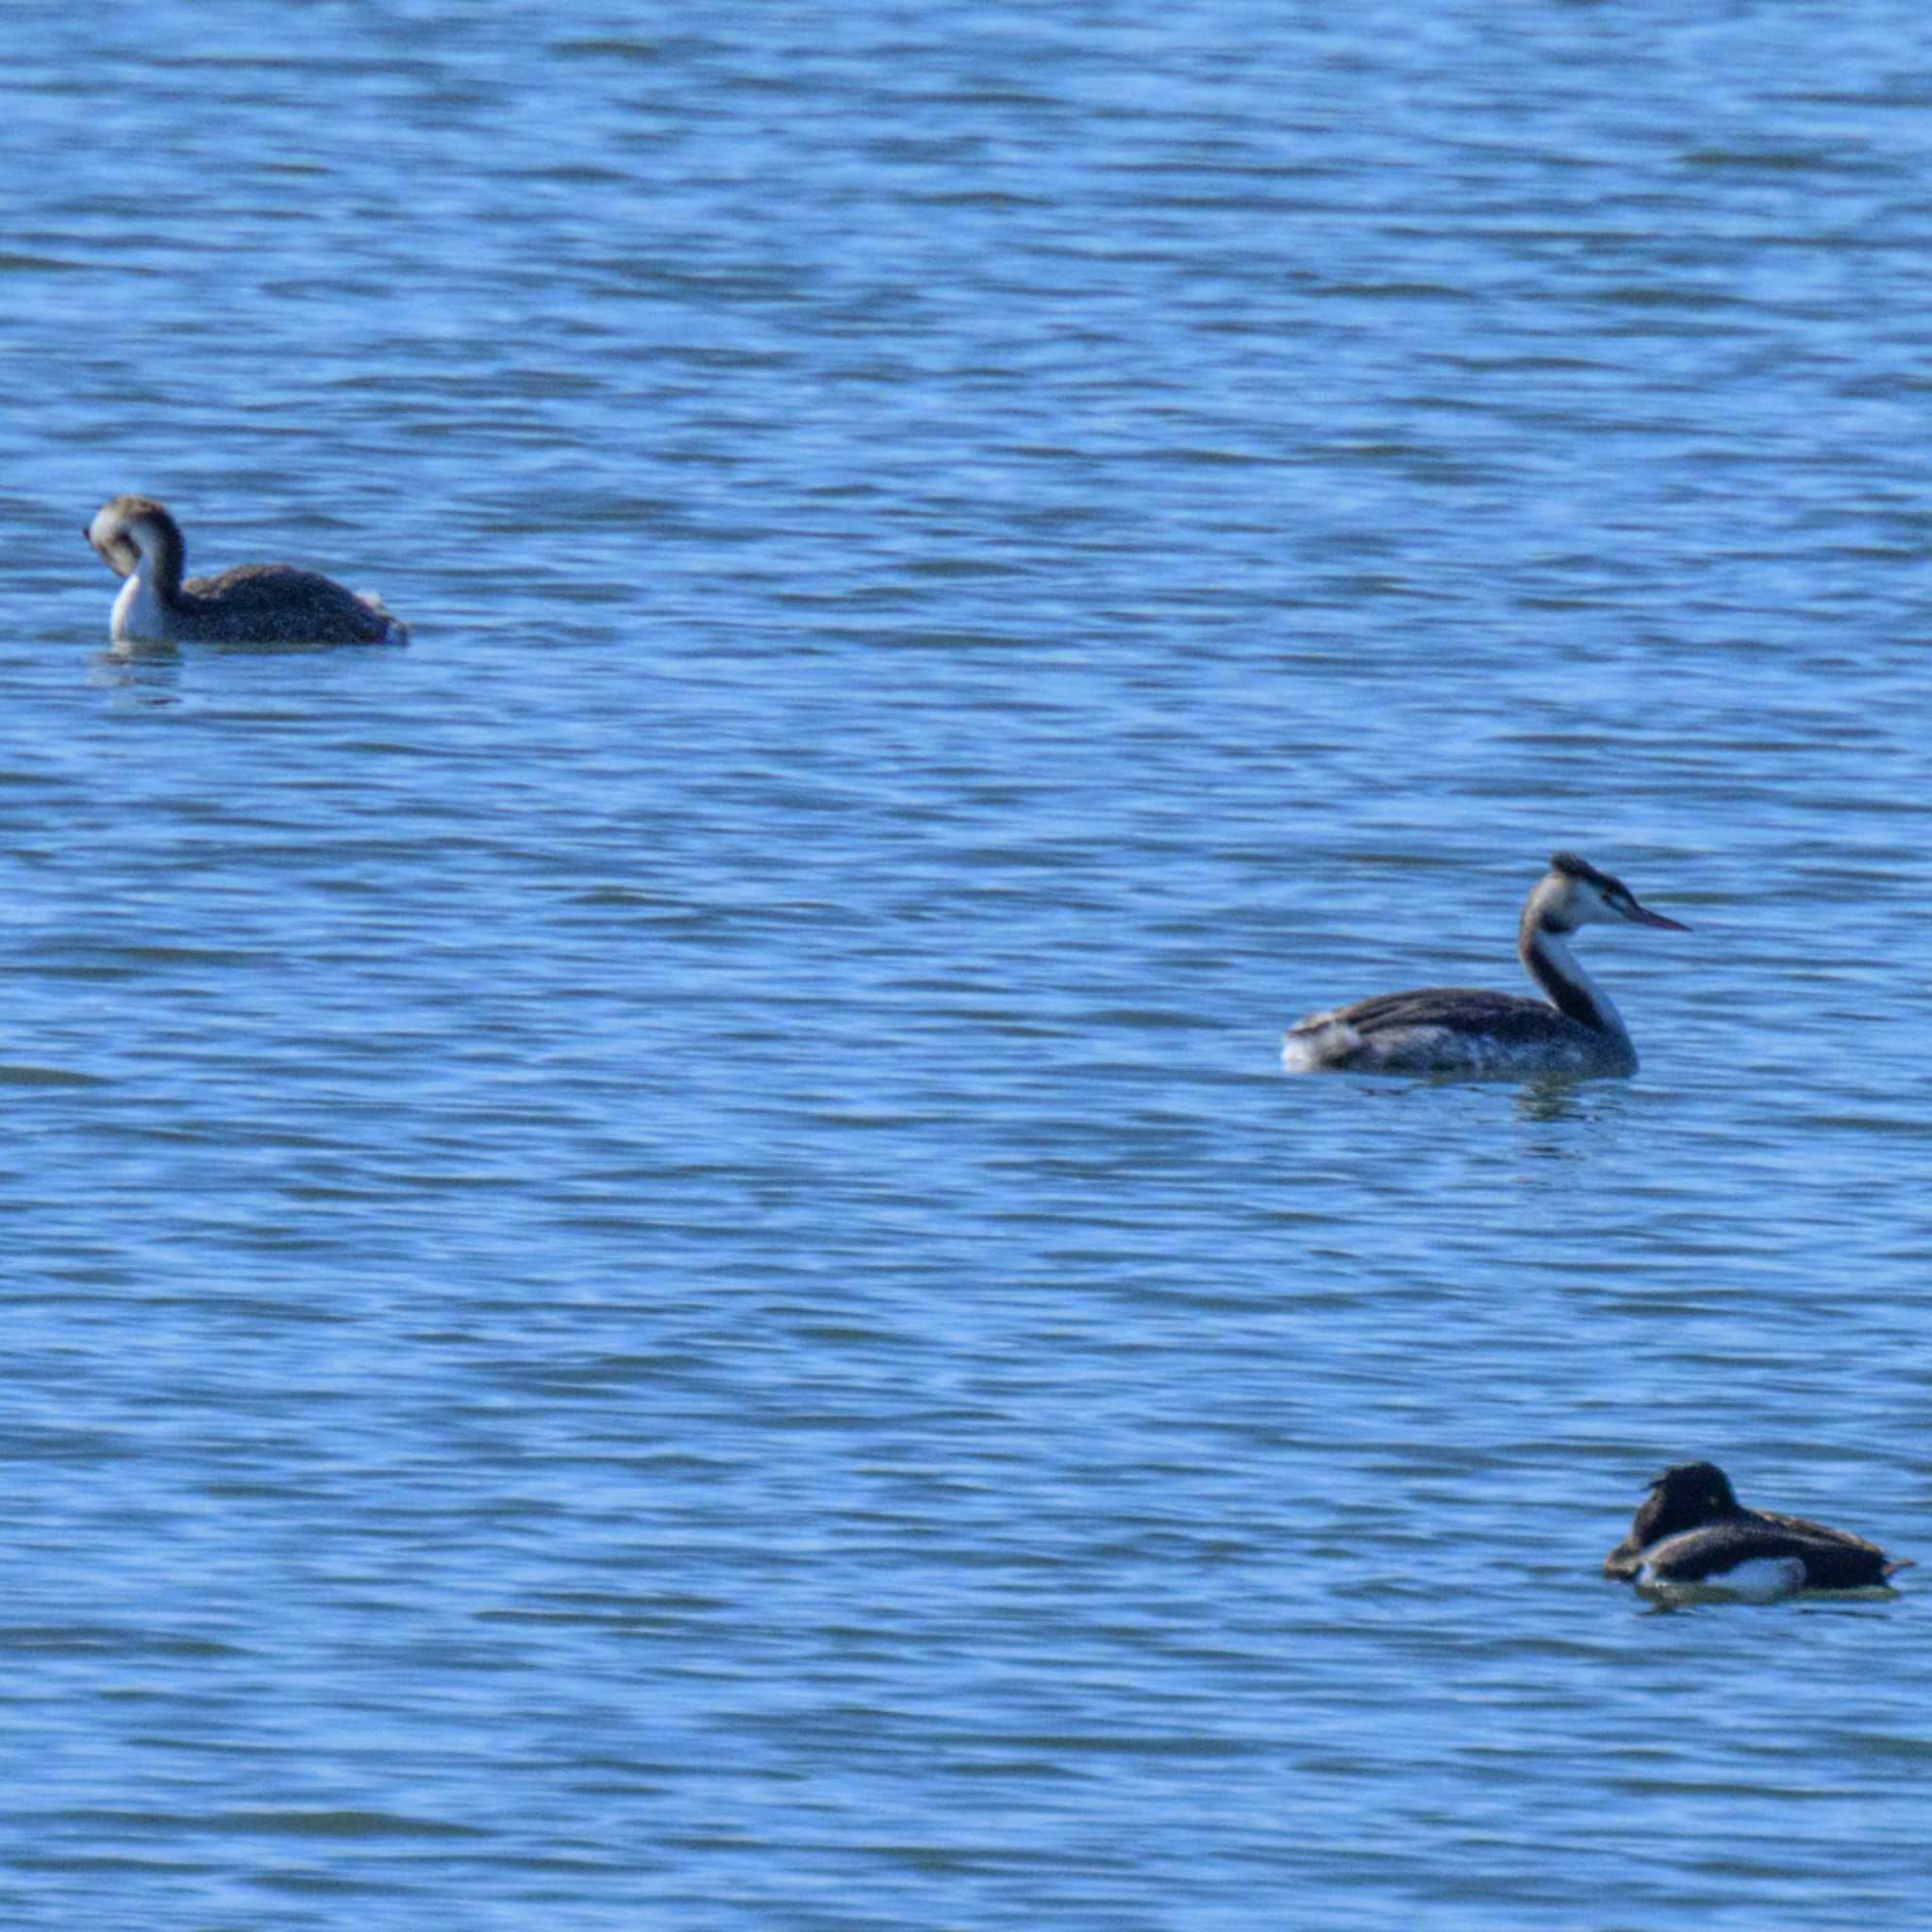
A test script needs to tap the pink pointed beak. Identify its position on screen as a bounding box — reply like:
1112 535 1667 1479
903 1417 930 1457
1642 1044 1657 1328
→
1625 901 1690 931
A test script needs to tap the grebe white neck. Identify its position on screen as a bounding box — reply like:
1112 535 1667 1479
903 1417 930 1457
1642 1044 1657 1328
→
110 562 177 643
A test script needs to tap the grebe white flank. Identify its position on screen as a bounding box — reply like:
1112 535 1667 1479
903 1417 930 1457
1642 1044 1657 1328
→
1281 852 1688 1079
86 494 408 646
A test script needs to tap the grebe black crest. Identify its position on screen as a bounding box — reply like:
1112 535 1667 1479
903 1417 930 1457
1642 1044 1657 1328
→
1281 852 1688 1079
1604 1462 1911 1601
86 495 408 647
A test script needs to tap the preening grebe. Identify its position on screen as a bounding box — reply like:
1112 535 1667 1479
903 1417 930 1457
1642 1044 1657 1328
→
86 495 408 646
1603 1462 1911 1600
1280 851 1688 1079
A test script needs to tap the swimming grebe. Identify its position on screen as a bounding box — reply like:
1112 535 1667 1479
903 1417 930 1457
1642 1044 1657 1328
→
1604 1462 1911 1600
1281 852 1688 1079
86 495 408 646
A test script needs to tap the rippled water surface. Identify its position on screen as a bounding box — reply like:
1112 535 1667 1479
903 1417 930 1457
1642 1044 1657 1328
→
6 3 1932 1926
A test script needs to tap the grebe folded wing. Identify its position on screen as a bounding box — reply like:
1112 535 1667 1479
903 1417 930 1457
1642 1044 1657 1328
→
1301 987 1544 1033
174 562 400 644
1285 986 1603 1076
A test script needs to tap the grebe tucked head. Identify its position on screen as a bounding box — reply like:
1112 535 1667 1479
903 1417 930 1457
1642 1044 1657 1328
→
87 494 185 583
1533 851 1690 937
1635 1460 1742 1540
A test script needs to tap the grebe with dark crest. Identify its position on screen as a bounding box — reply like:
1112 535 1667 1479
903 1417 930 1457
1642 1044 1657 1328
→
86 495 408 646
1604 1462 1911 1601
1281 852 1688 1079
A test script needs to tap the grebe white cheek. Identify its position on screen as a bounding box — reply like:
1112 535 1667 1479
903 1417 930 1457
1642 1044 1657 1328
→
1281 851 1690 1081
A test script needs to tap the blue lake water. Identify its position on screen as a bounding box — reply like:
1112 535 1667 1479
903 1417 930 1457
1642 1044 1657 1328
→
4 2 1932 1925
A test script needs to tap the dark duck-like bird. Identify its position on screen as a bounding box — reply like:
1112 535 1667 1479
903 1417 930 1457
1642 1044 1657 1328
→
1281 852 1688 1079
1604 1462 1911 1601
86 494 408 646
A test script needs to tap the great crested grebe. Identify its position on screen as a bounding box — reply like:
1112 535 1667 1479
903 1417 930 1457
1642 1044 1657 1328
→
1281 851 1688 1079
86 495 408 646
1603 1462 1911 1601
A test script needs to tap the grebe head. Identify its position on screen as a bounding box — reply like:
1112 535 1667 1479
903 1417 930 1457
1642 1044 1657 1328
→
1538 851 1690 935
1633 1461 1740 1538
86 495 184 584
1603 1461 1742 1577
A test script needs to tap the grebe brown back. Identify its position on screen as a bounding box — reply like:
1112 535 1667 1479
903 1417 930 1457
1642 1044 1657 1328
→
86 495 408 646
1281 852 1688 1079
